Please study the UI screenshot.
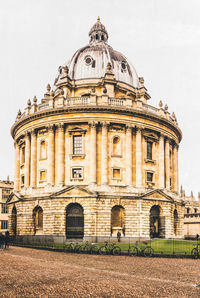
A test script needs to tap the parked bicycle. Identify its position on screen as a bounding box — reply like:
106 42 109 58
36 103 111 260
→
191 234 200 259
98 241 121 255
64 242 80 253
128 241 154 257
78 241 99 254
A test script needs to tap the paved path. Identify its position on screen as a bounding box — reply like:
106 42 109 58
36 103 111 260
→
0 247 199 297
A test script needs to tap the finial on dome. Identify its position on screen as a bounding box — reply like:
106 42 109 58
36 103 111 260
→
97 16 100 22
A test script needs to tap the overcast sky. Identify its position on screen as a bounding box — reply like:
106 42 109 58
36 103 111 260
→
0 0 199 198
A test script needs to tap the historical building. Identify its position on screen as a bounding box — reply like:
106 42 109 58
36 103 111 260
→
8 18 185 242
181 189 200 238
0 178 13 232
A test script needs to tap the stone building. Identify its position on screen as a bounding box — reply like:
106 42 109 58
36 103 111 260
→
181 189 200 238
8 18 185 242
0 178 13 232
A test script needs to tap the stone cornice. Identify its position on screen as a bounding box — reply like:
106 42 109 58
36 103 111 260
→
11 105 182 142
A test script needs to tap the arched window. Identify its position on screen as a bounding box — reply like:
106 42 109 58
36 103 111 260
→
40 140 47 159
96 34 99 40
186 207 190 214
33 206 43 233
101 35 104 41
11 206 17 236
111 205 125 236
66 203 84 239
150 205 163 238
174 209 178 235
194 208 198 213
113 136 121 156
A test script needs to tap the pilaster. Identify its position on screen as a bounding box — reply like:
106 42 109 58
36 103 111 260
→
126 125 132 186
30 129 37 188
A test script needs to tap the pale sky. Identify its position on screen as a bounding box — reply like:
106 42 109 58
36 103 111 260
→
0 0 199 198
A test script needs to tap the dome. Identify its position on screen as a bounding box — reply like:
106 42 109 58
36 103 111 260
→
55 18 139 88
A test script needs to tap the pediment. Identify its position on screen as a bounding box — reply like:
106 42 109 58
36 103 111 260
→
51 186 96 198
7 192 23 204
139 189 174 202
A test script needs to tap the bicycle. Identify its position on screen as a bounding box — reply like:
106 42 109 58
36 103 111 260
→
128 241 154 257
98 241 121 255
191 237 200 259
78 241 99 254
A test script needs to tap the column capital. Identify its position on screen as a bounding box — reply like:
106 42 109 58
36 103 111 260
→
159 132 165 139
30 128 37 136
135 125 144 133
126 124 132 133
48 124 54 132
57 123 65 131
89 121 98 129
101 121 109 128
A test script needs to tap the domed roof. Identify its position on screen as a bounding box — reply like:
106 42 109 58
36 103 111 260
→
55 18 139 88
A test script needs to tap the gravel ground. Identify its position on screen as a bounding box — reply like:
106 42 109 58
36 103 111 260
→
0 247 199 297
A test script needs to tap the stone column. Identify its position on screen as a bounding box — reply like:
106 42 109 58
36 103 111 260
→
136 126 142 187
90 121 97 184
173 143 179 192
30 129 37 188
126 125 132 186
159 134 165 188
47 125 55 185
24 131 31 188
101 122 108 184
14 141 20 191
165 138 170 189
57 123 65 185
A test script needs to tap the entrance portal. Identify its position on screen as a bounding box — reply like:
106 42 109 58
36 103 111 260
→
111 205 125 236
11 206 17 236
66 203 84 239
150 205 163 238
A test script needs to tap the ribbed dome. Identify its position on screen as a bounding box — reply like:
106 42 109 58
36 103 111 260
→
55 18 139 88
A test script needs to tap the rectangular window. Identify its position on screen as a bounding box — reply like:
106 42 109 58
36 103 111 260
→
1 220 8 230
73 135 82 155
40 170 47 181
147 141 153 160
147 172 153 182
1 204 8 214
72 168 83 179
112 168 121 179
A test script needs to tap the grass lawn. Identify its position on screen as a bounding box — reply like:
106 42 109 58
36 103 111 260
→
14 239 199 256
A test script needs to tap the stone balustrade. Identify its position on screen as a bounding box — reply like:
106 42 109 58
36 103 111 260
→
18 96 178 126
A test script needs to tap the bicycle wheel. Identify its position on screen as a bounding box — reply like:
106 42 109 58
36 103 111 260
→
74 245 81 253
112 246 121 256
191 248 199 259
143 247 154 257
91 244 98 254
99 246 107 255
128 247 138 257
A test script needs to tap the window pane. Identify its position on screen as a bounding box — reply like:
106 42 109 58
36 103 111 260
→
147 172 153 182
73 135 82 154
72 168 82 178
147 142 152 160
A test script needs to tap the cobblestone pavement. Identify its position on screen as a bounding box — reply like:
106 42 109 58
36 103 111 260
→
0 247 199 297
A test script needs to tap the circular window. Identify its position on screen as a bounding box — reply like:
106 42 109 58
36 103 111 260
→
85 55 93 65
121 61 127 72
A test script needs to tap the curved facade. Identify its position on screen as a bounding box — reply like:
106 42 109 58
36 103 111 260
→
8 18 185 241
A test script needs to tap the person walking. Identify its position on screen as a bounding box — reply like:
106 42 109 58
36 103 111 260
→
0 233 3 250
5 230 10 249
117 231 121 243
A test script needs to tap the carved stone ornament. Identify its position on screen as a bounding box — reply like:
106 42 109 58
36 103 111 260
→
33 96 37 103
46 84 51 92
106 62 112 72
63 66 69 75
27 99 31 107
159 100 163 108
164 104 168 111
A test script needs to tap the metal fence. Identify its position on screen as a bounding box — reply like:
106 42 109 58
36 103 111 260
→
7 235 200 258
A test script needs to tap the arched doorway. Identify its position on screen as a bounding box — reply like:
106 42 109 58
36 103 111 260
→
66 203 84 239
111 205 125 236
33 206 43 234
174 209 178 236
150 205 162 238
11 206 17 236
